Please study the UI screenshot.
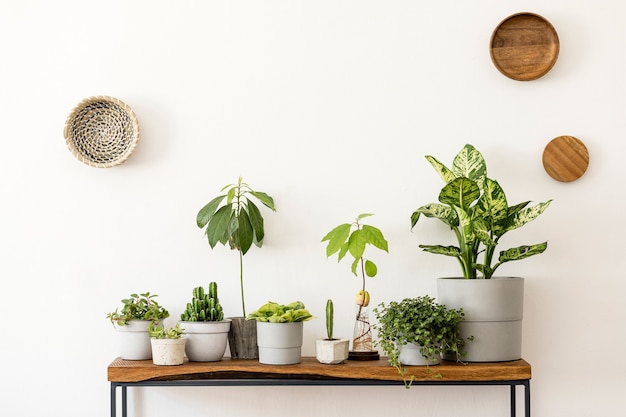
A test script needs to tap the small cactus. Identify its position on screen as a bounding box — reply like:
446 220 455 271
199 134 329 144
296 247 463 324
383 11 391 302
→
180 282 225 322
325 299 334 340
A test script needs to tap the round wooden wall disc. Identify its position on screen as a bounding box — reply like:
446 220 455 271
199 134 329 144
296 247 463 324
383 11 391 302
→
542 136 589 182
490 12 560 81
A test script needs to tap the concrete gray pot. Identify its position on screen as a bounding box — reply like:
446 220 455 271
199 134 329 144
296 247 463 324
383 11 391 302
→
437 277 524 362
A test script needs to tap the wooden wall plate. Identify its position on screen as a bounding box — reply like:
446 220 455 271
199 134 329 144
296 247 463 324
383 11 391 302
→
542 136 589 182
490 12 560 81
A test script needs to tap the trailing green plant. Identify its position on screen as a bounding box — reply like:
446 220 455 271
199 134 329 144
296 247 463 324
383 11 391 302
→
197 177 276 317
325 299 335 340
410 144 552 279
322 213 388 350
148 323 186 339
246 301 315 323
107 292 170 326
180 282 225 322
373 295 469 388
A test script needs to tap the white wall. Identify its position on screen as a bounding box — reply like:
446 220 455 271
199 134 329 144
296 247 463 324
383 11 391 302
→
1 1 623 416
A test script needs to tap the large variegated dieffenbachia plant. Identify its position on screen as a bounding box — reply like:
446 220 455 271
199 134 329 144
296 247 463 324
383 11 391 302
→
410 144 552 279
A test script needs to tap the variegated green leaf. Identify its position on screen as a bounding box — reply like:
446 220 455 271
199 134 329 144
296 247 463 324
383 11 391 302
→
452 144 487 187
411 203 458 228
439 177 480 211
498 242 548 263
425 155 456 184
419 244 461 257
500 200 552 236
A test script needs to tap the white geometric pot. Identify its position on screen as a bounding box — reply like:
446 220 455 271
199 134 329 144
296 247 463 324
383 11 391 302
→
315 338 349 364
115 319 154 360
256 322 303 365
150 338 186 366
180 320 231 362
438 277 524 362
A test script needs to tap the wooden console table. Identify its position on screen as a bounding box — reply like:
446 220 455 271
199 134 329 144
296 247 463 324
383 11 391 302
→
108 357 531 417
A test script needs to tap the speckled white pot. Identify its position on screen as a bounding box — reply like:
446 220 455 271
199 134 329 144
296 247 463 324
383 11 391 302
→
150 338 186 366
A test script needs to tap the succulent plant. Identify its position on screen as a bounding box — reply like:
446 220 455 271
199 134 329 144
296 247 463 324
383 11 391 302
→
180 282 225 322
107 292 170 326
325 299 334 340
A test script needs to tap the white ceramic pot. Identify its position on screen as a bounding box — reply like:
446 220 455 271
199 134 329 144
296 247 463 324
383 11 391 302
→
150 338 186 365
256 322 303 365
398 343 440 366
315 339 349 364
438 277 524 362
115 319 154 360
180 320 231 362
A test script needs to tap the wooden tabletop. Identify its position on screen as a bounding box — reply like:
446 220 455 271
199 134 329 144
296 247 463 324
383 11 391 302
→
108 357 531 383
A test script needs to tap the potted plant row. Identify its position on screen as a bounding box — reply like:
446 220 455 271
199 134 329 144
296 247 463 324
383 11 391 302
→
411 144 552 362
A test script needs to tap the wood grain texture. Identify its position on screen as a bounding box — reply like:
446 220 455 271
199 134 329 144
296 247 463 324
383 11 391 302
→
543 136 590 182
108 356 531 383
490 12 559 81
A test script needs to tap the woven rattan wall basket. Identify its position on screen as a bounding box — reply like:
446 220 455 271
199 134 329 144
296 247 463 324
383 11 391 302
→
64 96 140 168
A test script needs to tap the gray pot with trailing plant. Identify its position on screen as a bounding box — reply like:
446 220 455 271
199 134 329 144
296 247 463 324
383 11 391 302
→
322 213 389 360
149 323 186 366
315 299 349 364
179 282 231 362
107 292 170 360
411 144 552 362
246 301 314 365
196 177 276 359
373 296 469 388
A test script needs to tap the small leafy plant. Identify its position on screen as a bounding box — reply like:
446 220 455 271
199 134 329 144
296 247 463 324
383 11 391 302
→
107 292 170 326
197 177 276 317
246 301 314 323
180 282 225 322
325 299 335 340
411 144 552 279
373 296 469 388
148 323 186 339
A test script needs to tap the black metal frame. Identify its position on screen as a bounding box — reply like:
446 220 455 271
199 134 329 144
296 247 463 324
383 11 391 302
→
111 378 530 417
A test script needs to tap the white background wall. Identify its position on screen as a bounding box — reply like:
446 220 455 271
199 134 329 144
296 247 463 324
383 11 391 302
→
1 1 623 416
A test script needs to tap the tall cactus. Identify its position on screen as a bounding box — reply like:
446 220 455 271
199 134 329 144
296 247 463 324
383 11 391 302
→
180 282 225 322
325 299 334 340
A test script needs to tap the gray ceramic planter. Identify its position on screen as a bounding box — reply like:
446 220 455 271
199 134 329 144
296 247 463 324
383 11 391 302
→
437 277 524 362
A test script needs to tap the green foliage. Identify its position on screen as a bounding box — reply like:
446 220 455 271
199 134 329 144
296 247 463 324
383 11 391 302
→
411 144 552 279
180 282 225 322
322 213 389 287
148 323 186 339
246 301 315 323
325 299 334 340
373 296 469 388
106 292 170 326
196 177 276 317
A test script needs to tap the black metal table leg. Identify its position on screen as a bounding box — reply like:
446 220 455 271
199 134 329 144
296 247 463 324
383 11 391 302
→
511 384 517 417
525 380 531 417
121 385 127 417
110 383 116 417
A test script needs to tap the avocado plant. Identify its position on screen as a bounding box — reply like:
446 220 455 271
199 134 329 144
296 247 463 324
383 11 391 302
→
197 177 276 317
322 213 389 352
